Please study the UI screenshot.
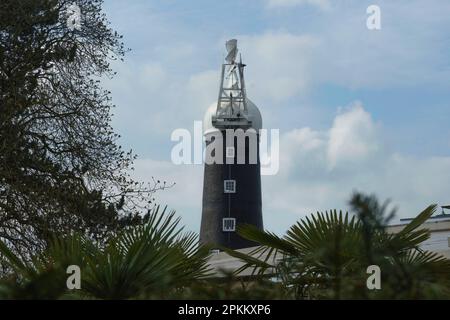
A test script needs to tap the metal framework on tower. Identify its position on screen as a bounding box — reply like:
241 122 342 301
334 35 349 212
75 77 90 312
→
212 39 252 129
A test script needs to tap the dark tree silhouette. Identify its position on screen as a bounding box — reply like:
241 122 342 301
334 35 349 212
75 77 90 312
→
0 0 169 257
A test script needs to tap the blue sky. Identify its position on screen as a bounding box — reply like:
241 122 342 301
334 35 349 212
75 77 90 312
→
101 0 450 233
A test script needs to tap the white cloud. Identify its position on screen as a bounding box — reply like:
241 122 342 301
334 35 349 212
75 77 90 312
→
105 58 219 141
104 0 450 148
262 102 450 233
310 1 450 89
238 2 450 101
237 32 320 101
327 102 379 169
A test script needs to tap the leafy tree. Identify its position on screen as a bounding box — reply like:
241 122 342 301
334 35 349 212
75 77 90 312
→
227 193 450 299
0 0 169 257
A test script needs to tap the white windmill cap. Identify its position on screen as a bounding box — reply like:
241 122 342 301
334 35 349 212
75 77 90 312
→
203 99 263 135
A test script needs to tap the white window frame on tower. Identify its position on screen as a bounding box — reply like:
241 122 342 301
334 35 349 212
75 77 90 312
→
224 180 236 193
226 146 235 158
222 218 236 232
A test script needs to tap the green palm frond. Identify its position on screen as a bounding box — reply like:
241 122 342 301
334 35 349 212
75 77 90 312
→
226 210 364 280
388 205 436 253
0 206 211 299
79 206 211 299
227 195 450 299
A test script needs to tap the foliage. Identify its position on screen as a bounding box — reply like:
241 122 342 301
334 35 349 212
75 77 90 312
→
0 207 211 299
0 0 170 257
1 194 449 300
227 193 450 299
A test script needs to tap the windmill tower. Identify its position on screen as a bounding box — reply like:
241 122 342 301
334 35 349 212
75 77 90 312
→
200 39 263 250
